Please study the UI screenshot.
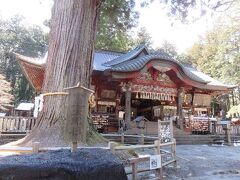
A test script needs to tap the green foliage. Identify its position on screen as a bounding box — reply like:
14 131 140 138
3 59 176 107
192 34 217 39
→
187 16 240 106
134 27 153 49
187 21 240 86
227 104 240 117
0 16 47 103
155 41 178 58
0 74 14 111
96 0 139 51
141 0 237 22
154 41 192 65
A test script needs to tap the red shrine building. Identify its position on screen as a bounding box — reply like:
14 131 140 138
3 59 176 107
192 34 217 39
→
16 45 234 134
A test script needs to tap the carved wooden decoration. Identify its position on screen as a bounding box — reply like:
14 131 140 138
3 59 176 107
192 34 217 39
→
184 94 192 104
101 89 116 99
132 85 177 94
132 68 176 87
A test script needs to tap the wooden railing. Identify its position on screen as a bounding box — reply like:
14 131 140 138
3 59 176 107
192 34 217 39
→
0 116 37 133
109 138 177 180
215 124 240 136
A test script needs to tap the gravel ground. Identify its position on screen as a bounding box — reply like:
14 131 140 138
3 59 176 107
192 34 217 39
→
165 145 240 180
125 145 240 180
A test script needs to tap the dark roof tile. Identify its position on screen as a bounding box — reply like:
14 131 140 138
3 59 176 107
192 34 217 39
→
102 44 149 67
109 54 207 83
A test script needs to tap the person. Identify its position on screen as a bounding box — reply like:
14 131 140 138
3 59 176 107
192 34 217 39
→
118 111 125 132
220 109 225 118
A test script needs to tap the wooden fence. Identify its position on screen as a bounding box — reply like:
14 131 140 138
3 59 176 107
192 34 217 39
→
109 139 177 180
215 124 240 136
107 120 176 180
0 116 36 133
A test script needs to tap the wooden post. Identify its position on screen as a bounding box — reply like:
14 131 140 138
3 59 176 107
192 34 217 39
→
108 141 117 153
171 139 177 167
170 119 173 138
6 118 10 131
121 132 125 144
0 118 3 132
132 162 138 180
32 142 40 153
154 140 163 179
71 141 78 153
154 140 160 156
226 124 232 145
64 84 94 153
160 104 164 121
140 129 144 145
124 83 132 129
177 88 184 130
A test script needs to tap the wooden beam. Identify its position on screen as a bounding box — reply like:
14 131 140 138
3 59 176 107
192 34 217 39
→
124 83 132 129
32 142 40 153
177 88 184 129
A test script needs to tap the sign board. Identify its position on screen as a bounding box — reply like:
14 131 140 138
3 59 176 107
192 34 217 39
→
158 120 173 143
64 85 93 144
193 94 211 106
98 101 116 106
150 155 162 170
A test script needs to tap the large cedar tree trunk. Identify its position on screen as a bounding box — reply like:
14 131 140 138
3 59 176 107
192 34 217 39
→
16 0 102 147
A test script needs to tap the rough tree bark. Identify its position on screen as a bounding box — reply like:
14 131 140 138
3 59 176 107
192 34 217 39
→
14 0 103 147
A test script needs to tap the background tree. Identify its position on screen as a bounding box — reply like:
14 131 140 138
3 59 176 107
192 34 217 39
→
0 16 47 103
95 0 138 51
43 1 138 52
155 41 178 58
13 0 103 147
187 15 240 109
187 23 240 85
0 74 14 112
154 41 192 65
141 0 238 21
134 27 153 49
0 0 136 106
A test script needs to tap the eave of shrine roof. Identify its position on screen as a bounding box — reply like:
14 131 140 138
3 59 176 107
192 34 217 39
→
102 44 149 67
93 50 123 71
15 47 235 91
14 50 122 71
186 67 236 89
14 53 46 68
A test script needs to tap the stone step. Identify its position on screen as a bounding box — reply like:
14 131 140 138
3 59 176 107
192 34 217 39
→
174 134 215 138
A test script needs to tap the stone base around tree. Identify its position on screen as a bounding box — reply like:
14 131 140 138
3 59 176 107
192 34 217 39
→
0 148 127 180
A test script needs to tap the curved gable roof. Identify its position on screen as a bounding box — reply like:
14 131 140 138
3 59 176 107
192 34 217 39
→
15 45 235 92
104 46 235 90
108 54 208 84
93 50 123 71
103 44 149 67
